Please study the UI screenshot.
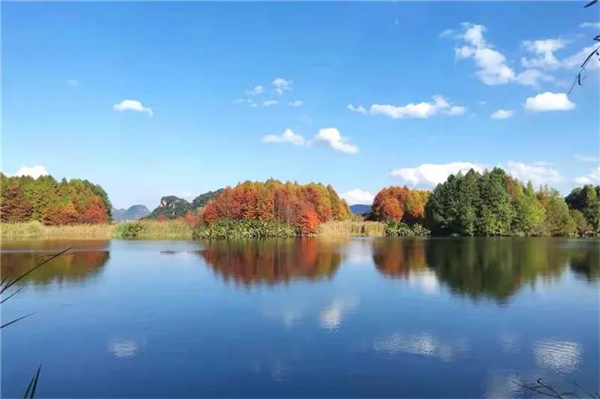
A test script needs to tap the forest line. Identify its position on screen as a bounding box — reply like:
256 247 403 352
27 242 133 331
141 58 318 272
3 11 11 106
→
1 168 599 238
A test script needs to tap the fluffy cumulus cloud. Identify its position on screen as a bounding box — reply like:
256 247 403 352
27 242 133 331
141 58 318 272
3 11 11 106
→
521 39 567 69
391 162 485 187
575 167 600 185
262 127 358 154
341 189 375 205
350 96 466 119
262 129 307 146
505 161 563 185
519 37 599 71
314 128 359 154
245 85 264 95
113 99 153 116
262 100 278 107
491 109 514 119
454 23 516 85
452 23 552 87
272 77 292 95
15 165 49 179
524 92 575 112
288 100 303 107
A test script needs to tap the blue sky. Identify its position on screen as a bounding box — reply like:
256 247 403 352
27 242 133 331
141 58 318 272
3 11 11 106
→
3 2 599 209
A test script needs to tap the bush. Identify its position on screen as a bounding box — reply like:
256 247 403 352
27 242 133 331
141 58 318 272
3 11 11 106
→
385 221 430 237
114 222 145 239
193 220 295 240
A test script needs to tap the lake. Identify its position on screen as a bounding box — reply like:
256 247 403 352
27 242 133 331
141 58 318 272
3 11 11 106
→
1 237 599 398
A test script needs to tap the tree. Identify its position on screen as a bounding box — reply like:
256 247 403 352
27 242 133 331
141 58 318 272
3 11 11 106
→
511 182 545 236
566 185 600 233
477 168 514 236
540 190 576 237
199 180 351 234
1 174 110 225
0 186 33 222
372 186 428 224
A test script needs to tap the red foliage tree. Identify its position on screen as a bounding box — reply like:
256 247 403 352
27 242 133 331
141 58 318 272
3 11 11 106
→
296 206 319 235
372 186 429 224
200 180 351 234
78 198 109 224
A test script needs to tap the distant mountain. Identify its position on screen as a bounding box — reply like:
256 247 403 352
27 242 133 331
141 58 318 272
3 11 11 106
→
112 205 151 222
146 189 224 220
350 204 372 215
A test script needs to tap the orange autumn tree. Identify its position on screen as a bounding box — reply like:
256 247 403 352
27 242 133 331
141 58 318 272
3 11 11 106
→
199 180 351 234
372 186 430 224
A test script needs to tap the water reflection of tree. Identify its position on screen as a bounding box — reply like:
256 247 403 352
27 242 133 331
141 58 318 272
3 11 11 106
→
425 239 570 302
1 244 110 286
570 245 600 282
372 238 596 302
198 239 342 286
372 238 428 278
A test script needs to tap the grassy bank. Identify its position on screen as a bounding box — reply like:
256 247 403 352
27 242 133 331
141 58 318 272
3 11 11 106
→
1 221 115 240
318 220 386 237
2 219 430 240
1 220 192 240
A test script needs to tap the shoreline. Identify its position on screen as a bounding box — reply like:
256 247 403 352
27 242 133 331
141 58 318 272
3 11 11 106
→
2 220 596 241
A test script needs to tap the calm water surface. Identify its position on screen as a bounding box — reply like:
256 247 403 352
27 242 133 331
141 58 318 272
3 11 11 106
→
1 238 599 398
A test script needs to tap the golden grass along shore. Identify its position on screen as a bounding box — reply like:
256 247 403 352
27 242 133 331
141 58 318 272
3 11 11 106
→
317 220 386 237
1 220 387 240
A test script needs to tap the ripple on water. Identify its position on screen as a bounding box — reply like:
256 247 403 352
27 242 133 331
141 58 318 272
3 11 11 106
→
533 339 581 374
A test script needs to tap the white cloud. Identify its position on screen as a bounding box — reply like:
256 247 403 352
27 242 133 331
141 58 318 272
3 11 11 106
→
272 77 292 95
319 297 359 330
363 96 465 119
15 165 49 179
561 45 600 70
341 189 375 205
262 127 358 154
490 109 514 119
454 23 552 87
575 167 600 185
288 100 303 107
391 162 485 187
113 99 153 117
513 69 554 86
524 92 575 112
262 128 306 146
580 22 600 29
573 153 598 163
314 127 358 154
521 39 567 69
455 23 516 85
347 104 367 115
505 161 563 185
262 100 278 107
66 79 78 87
245 85 264 95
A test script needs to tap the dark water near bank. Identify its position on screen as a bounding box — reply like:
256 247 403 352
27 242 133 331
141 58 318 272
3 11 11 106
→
1 238 598 398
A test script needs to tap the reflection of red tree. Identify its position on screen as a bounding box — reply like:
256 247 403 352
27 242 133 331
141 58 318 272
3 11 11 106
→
373 239 427 278
199 240 341 286
1 249 110 285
